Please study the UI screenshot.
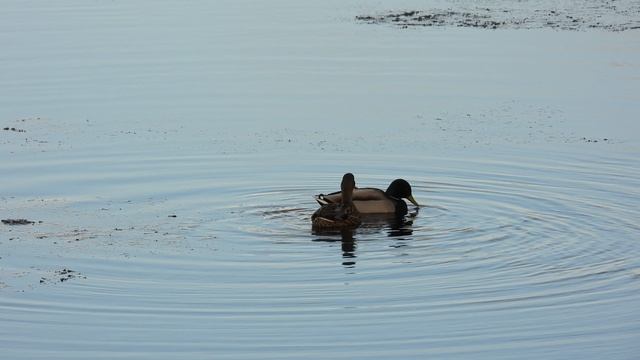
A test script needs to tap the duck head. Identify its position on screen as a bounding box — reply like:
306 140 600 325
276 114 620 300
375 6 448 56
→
341 173 356 205
386 179 419 206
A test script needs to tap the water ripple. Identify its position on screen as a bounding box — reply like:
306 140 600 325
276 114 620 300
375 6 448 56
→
1 150 639 359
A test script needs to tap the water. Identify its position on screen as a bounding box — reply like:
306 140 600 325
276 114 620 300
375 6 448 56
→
1 1 640 359
2 148 639 359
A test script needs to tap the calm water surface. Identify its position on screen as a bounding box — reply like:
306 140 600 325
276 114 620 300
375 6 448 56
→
1 1 640 359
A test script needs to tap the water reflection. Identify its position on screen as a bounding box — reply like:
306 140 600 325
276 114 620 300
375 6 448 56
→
339 229 357 267
360 211 417 238
312 213 416 267
312 228 357 267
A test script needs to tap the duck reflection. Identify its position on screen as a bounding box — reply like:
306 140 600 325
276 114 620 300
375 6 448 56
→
339 229 357 267
312 210 416 268
312 228 357 267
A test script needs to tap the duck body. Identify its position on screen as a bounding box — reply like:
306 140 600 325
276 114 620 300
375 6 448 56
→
315 179 418 217
312 173 361 230
311 202 361 229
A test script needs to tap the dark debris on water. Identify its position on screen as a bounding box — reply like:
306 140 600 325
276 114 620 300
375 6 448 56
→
3 127 26 132
2 219 37 225
581 137 610 143
40 268 86 284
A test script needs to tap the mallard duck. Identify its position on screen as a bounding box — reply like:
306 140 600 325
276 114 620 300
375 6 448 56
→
312 173 361 229
315 178 419 217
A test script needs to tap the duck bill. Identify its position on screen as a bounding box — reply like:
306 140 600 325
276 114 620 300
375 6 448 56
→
407 195 419 207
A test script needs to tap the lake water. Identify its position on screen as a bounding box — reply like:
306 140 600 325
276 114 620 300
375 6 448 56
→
1 1 639 359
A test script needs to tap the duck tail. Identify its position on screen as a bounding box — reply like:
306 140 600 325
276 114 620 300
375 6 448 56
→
315 194 330 206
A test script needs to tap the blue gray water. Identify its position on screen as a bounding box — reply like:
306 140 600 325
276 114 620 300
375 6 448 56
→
1 1 639 359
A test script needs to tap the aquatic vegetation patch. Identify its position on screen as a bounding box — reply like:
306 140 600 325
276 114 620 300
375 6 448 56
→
356 1 640 31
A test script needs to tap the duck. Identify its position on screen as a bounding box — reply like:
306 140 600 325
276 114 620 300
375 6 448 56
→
312 173 361 229
315 178 419 217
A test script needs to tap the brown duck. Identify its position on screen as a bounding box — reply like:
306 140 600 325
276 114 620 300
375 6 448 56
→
312 173 361 229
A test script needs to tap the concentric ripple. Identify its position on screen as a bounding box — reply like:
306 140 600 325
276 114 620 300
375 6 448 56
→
1 149 639 359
